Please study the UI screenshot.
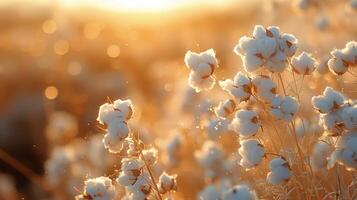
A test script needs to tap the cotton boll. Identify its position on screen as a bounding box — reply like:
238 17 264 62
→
126 173 152 196
207 118 229 139
267 157 292 184
97 103 121 125
257 37 277 59
198 185 221 200
229 109 260 138
279 33 298 57
222 184 257 200
271 95 298 121
195 141 224 178
332 133 357 170
158 172 177 194
328 58 348 75
253 25 267 39
243 53 263 72
234 36 258 55
265 50 287 73
113 99 133 120
328 41 357 75
79 177 116 200
140 148 158 166
342 104 357 131
107 119 129 140
121 158 145 173
267 26 281 39
312 87 345 113
184 51 201 71
162 132 182 166
238 139 265 169
251 75 277 102
310 141 332 171
291 52 316 75
102 133 124 153
214 99 236 119
219 72 252 101
188 71 216 92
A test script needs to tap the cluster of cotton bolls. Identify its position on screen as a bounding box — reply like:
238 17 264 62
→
327 41 357 75
312 87 357 171
184 49 218 92
76 98 178 200
233 25 297 73
97 99 133 153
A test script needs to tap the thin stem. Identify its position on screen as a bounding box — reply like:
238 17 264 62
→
288 121 306 171
278 73 287 96
0 147 53 194
140 151 163 200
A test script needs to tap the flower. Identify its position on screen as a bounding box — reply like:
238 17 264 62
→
291 52 316 75
266 157 292 184
251 75 277 102
76 176 115 200
234 25 297 73
312 87 345 114
229 109 261 138
222 184 257 200
214 99 236 119
158 172 178 194
184 49 218 92
219 72 252 102
328 41 357 75
238 139 265 169
270 95 298 121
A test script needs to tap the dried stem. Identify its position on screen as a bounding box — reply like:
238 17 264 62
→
140 151 163 200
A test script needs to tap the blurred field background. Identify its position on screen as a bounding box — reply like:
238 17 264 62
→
0 0 356 199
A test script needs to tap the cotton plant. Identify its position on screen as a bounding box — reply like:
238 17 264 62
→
184 49 218 92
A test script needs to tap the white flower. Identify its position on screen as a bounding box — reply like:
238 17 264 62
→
270 95 298 121
291 52 316 75
234 25 297 73
219 72 252 102
222 184 257 200
229 109 260 138
140 148 158 166
184 49 218 92
207 118 229 139
328 41 357 75
310 141 332 171
312 87 345 113
266 157 292 184
238 139 265 169
158 172 177 194
251 75 277 102
214 99 236 119
77 176 115 200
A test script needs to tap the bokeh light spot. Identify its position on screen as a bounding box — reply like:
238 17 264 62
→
44 86 58 100
54 40 69 55
107 45 120 58
42 19 57 34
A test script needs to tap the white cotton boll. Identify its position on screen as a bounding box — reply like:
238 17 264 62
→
188 71 215 92
117 172 137 186
113 99 133 120
312 87 345 113
238 139 265 168
126 173 152 196
97 103 119 125
140 148 158 166
234 36 258 55
342 105 357 131
333 133 357 170
257 37 277 59
230 109 260 138
81 177 115 200
219 72 252 101
121 158 144 173
195 141 223 167
162 132 182 166
251 75 277 102
328 58 348 75
45 147 74 186
184 51 201 71
291 52 316 75
311 141 332 171
267 157 292 184
107 119 129 140
102 133 124 153
271 95 298 121
253 25 267 39
243 53 263 72
280 33 298 57
267 26 281 38
222 184 257 200
295 118 310 138
158 172 177 194
198 185 221 200
265 51 287 73
207 118 229 139
319 112 344 135
215 99 236 119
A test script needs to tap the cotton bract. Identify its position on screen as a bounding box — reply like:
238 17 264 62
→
184 49 218 92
